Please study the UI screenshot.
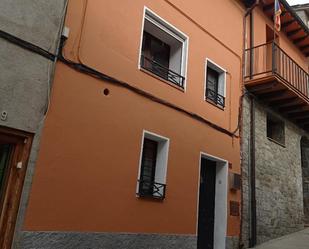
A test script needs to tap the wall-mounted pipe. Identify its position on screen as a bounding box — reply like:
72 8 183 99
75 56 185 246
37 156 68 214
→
240 1 259 248
249 96 257 248
249 3 257 248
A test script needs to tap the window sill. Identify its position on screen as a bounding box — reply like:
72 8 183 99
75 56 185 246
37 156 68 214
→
136 193 165 201
140 67 185 92
205 98 225 110
267 137 286 148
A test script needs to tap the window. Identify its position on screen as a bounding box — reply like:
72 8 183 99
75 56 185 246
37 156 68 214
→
137 131 169 199
205 59 226 108
140 8 188 89
266 113 285 145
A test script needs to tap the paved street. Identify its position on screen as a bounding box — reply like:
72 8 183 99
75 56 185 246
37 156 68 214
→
255 228 309 249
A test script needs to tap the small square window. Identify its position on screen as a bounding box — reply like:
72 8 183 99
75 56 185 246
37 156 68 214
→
266 114 285 145
137 131 169 200
140 8 188 89
205 60 226 108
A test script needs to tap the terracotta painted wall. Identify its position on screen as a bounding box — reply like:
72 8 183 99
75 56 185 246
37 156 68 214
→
23 0 244 237
62 0 244 132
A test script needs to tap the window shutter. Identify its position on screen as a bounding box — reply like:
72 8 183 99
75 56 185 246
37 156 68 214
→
217 74 225 97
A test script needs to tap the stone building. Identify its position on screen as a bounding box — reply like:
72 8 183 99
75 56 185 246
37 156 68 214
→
0 0 67 248
241 0 309 248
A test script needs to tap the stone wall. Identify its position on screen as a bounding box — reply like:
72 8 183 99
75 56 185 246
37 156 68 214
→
241 95 251 248
301 139 309 225
241 95 305 247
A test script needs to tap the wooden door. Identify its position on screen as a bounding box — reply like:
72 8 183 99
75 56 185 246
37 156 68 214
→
0 128 32 249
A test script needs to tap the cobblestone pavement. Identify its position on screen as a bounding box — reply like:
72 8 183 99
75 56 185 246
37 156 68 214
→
255 228 309 249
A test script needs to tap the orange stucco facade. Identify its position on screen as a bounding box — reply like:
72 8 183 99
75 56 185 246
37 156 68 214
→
23 0 245 239
21 0 309 245
17 0 308 245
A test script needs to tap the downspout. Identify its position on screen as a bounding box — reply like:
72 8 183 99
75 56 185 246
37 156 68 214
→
249 6 257 249
249 96 256 248
240 1 259 248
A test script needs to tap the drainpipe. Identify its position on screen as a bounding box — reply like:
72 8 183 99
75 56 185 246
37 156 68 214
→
249 4 257 248
240 1 259 248
249 96 257 248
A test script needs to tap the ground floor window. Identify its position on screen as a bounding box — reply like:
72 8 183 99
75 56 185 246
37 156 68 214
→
137 131 169 199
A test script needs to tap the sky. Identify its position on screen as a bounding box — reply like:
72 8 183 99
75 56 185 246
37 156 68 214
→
287 0 309 5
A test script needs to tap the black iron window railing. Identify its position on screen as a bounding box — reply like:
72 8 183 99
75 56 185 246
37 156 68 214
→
206 87 225 108
137 179 166 200
140 55 185 88
245 41 309 99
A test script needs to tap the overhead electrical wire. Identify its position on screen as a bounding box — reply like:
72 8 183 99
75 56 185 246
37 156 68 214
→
0 28 240 138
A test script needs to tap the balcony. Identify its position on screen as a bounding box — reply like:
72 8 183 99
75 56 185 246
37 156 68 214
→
206 87 225 108
140 55 185 88
137 179 166 200
244 42 309 131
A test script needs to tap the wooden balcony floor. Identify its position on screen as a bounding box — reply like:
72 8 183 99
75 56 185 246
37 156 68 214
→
245 75 309 132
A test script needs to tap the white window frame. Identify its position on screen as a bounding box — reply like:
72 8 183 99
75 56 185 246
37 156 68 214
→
136 130 170 198
204 58 227 106
138 6 189 91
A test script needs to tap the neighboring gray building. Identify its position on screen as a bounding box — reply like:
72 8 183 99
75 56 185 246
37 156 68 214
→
0 0 67 248
241 1 309 248
293 3 309 28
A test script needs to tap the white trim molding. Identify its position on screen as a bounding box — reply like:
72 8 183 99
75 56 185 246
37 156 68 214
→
204 58 227 105
138 6 189 91
196 152 228 249
136 130 170 198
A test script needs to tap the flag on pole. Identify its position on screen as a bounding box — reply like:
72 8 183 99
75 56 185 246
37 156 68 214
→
274 0 282 32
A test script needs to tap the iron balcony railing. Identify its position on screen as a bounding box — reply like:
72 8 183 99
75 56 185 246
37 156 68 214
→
206 87 225 108
137 179 166 200
245 42 309 99
140 55 185 88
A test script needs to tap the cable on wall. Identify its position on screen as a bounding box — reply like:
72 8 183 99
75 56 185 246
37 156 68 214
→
0 28 239 138
0 30 56 61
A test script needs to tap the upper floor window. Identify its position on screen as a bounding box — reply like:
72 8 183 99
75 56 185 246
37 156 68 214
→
137 131 169 200
205 59 226 108
139 8 188 89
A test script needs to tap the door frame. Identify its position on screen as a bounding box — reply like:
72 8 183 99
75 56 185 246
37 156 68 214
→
196 152 228 249
0 126 33 249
